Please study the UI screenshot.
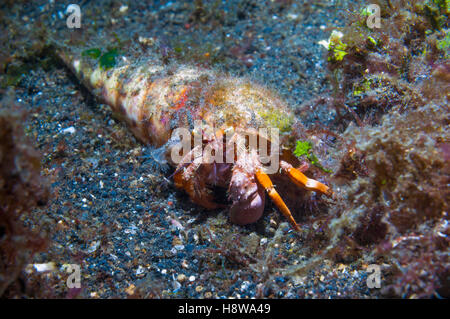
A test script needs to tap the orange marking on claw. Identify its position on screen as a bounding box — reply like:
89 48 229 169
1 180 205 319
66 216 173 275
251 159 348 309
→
281 162 332 197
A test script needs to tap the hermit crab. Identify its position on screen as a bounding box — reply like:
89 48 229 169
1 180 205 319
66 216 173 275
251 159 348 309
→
58 48 332 231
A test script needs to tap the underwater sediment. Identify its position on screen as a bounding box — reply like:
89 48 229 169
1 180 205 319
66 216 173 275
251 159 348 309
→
0 0 448 298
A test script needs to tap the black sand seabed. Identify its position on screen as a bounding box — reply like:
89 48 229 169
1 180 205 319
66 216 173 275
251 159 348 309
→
1 0 381 298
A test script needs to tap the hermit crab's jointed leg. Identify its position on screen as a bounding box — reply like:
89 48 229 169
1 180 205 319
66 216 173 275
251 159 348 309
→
255 169 301 231
256 161 332 231
58 47 333 231
280 161 332 196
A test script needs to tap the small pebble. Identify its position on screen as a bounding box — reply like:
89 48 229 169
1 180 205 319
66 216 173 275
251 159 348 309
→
204 292 212 298
136 266 145 275
32 262 56 272
61 126 76 134
177 274 186 282
125 284 136 295
172 237 183 246
189 275 195 282
119 5 128 13
86 241 100 254
90 292 99 298
195 285 203 293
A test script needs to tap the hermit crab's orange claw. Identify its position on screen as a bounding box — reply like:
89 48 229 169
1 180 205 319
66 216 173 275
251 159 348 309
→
173 169 219 210
280 161 333 197
255 169 301 232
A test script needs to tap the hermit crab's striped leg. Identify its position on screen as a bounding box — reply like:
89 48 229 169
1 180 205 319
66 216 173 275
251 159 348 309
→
280 161 333 197
255 169 301 232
